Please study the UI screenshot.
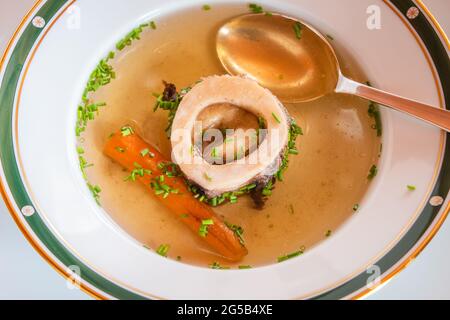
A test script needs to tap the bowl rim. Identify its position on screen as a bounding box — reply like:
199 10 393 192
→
0 0 449 300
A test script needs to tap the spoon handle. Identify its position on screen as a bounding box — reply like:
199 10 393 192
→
336 76 450 132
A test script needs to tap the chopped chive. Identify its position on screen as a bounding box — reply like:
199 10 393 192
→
407 185 417 191
210 262 230 270
211 147 218 158
199 219 214 237
150 21 157 30
121 126 134 136
107 51 115 60
204 172 213 182
180 214 189 219
258 116 266 129
140 148 150 157
87 183 102 205
225 222 245 246
249 3 264 13
278 247 305 263
202 4 211 11
368 102 383 137
116 22 152 50
272 112 281 124
238 265 252 269
293 22 303 40
325 230 332 237
156 244 170 257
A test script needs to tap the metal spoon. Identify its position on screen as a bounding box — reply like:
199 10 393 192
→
217 13 450 132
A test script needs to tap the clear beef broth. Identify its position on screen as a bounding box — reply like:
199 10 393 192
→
83 4 381 267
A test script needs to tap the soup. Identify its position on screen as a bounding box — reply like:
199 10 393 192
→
78 3 381 268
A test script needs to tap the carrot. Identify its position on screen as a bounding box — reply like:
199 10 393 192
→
104 127 248 262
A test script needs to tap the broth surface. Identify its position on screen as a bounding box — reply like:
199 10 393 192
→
83 4 381 268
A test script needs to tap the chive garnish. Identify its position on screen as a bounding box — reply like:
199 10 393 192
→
407 185 417 191
325 230 332 237
210 262 230 270
156 244 170 257
249 3 264 13
153 84 192 136
368 102 382 137
272 112 281 124
87 183 101 205
150 21 157 30
211 147 218 158
120 126 134 136
258 116 266 129
238 265 252 269
202 4 211 11
293 22 303 40
225 222 245 246
199 219 214 237
278 247 305 263
204 173 213 182
116 23 151 50
368 165 378 180
140 148 150 157
124 163 152 182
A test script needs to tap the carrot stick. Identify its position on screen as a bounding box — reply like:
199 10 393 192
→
104 128 248 262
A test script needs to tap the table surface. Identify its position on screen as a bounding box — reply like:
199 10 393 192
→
0 0 449 300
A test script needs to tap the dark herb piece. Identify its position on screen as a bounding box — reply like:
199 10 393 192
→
153 81 188 136
368 102 382 137
367 165 378 180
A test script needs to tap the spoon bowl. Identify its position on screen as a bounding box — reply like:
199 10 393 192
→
217 13 450 132
217 13 339 102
